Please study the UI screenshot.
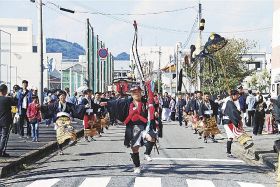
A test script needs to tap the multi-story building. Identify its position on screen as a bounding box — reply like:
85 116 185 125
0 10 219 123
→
0 18 47 92
242 52 271 91
271 0 280 97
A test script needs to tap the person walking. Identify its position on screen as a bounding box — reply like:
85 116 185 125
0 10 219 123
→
265 98 273 134
246 90 256 127
253 95 267 135
162 92 171 121
169 95 176 121
0 84 17 157
27 96 41 142
18 80 33 138
176 94 186 126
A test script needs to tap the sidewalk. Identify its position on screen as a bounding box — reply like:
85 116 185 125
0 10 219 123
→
0 120 84 178
217 125 279 171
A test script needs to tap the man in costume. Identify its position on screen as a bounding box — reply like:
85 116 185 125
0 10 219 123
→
81 89 100 142
198 92 219 143
100 86 157 174
222 90 242 157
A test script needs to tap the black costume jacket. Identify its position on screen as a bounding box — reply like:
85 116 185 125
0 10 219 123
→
198 100 218 119
107 98 149 147
222 99 241 127
41 101 86 121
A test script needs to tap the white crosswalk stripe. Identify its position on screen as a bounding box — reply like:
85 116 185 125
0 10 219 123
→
134 177 161 187
79 177 111 187
237 182 265 187
24 177 269 187
186 179 215 187
25 178 60 187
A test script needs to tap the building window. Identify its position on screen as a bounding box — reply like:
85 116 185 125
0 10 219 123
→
18 26 28 31
32 46 37 53
247 62 261 71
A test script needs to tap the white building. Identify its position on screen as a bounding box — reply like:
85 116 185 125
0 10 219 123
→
242 52 271 90
0 18 47 94
271 0 280 97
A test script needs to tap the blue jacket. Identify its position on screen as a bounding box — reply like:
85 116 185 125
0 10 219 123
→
17 89 33 114
239 94 246 112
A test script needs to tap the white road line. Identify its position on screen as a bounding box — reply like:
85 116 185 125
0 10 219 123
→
153 157 244 163
186 179 215 187
134 177 161 187
237 182 265 187
79 177 111 187
26 178 60 187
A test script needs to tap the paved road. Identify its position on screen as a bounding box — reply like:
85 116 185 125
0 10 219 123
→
1 122 276 187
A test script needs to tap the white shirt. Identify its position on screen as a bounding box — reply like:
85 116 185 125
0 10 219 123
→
22 90 28 109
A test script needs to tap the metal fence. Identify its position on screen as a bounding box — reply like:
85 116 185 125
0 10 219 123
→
0 29 12 90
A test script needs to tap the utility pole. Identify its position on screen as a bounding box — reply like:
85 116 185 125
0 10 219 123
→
176 43 181 94
157 46 162 94
169 55 172 95
197 2 202 91
39 0 44 104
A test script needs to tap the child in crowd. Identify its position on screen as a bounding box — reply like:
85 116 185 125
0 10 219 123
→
27 96 41 142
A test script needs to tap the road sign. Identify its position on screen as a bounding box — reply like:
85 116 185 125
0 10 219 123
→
98 48 108 59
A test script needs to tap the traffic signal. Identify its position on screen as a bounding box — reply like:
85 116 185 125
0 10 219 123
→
199 18 205 31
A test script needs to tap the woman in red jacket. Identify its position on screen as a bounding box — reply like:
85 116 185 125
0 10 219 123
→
27 96 41 142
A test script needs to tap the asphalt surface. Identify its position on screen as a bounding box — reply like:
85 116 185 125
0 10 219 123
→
0 122 277 187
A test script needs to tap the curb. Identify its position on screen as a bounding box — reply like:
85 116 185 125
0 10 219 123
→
0 128 84 178
216 133 278 171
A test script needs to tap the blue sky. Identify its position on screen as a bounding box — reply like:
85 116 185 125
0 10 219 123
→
0 0 273 55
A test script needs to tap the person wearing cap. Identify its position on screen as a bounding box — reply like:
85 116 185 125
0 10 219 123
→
100 86 157 174
32 87 38 97
17 80 33 138
221 90 242 158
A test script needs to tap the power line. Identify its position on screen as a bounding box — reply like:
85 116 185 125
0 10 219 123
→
204 26 272 34
182 14 199 49
45 1 273 35
44 4 85 24
76 6 196 16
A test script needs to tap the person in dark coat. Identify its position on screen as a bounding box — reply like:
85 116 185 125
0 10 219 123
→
253 95 267 135
0 84 17 157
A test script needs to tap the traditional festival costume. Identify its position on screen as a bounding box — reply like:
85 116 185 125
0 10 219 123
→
41 96 85 155
106 84 158 174
81 97 100 141
198 99 220 143
222 92 253 157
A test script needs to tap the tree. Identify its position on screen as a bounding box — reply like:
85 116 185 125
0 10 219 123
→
248 69 271 93
187 38 255 94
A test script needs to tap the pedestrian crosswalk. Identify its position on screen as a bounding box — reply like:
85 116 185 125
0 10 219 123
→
23 177 268 187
